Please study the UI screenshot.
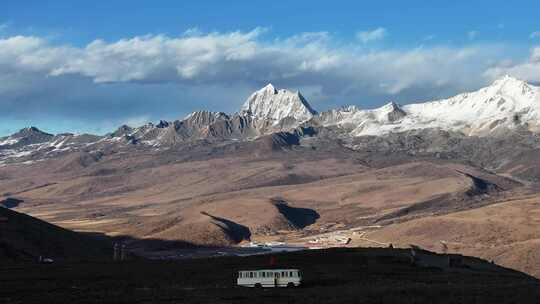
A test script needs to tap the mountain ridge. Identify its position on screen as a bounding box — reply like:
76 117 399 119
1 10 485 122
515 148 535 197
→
5 75 538 138
2 75 540 165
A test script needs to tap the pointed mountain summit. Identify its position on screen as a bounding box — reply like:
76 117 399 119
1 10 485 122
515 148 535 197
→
377 101 407 122
490 74 528 87
486 75 535 98
12 126 52 138
0 127 54 148
241 83 317 123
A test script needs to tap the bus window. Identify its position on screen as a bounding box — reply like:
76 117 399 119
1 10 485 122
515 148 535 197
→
289 271 293 277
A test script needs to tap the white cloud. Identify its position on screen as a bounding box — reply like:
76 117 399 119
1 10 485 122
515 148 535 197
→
49 29 266 83
530 31 540 39
484 46 540 83
0 29 489 97
0 29 518 115
0 36 77 72
356 27 388 43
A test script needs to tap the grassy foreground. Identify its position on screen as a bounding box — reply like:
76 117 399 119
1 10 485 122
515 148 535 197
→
0 248 538 304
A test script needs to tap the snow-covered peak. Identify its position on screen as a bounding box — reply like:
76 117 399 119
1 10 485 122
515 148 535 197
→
373 102 407 123
318 76 540 136
341 105 360 112
491 74 526 87
241 84 317 123
262 83 277 94
403 75 539 128
379 101 399 111
485 75 535 98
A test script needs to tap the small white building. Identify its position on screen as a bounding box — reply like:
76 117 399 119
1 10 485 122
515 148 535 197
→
237 269 302 288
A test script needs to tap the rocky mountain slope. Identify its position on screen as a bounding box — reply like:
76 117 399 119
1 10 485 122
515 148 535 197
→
241 83 317 123
2 133 537 275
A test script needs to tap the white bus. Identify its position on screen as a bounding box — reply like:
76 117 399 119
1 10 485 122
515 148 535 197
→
237 269 302 288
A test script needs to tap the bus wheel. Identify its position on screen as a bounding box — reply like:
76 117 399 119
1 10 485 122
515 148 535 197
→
254 283 262 288
287 282 295 288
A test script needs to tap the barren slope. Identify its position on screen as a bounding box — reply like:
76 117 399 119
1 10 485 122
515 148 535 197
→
0 135 537 277
368 196 540 277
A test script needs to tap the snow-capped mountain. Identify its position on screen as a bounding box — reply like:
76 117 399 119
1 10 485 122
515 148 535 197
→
404 75 540 136
101 84 320 147
317 102 408 136
320 75 540 136
2 76 540 165
241 83 317 123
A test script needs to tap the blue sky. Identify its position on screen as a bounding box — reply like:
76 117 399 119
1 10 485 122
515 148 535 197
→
1 1 540 136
